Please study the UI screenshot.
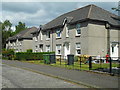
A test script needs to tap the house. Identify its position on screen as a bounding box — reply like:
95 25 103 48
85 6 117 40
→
34 5 119 58
6 27 38 52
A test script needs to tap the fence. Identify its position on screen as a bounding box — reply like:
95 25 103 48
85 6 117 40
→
43 54 120 75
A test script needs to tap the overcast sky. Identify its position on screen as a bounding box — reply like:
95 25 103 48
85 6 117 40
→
1 2 119 30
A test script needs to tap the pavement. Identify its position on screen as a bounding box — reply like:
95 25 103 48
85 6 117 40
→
2 60 120 88
2 64 83 88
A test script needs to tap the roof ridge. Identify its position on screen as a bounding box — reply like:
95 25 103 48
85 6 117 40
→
44 5 92 26
87 4 93 18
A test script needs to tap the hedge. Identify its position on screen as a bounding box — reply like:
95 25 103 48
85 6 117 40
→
2 49 15 60
15 52 55 60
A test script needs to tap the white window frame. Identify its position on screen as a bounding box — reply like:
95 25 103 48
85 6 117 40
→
76 24 81 36
46 31 51 40
56 44 62 55
76 43 81 55
46 45 50 52
56 29 61 38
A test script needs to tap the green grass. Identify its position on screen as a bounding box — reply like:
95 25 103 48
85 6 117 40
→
23 60 119 71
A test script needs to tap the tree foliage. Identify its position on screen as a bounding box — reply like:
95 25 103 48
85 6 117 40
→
14 22 27 35
1 20 14 49
1 20 27 49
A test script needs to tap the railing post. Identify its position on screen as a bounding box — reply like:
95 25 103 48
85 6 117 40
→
109 57 112 74
60 55 61 65
80 57 82 70
89 56 92 70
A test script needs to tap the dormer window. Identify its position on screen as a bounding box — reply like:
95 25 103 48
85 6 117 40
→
46 31 50 40
56 29 61 38
76 24 81 36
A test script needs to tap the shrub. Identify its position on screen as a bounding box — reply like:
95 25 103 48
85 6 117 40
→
2 49 15 60
77 55 90 63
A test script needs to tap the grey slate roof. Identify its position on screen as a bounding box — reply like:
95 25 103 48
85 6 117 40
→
42 4 120 30
7 27 38 41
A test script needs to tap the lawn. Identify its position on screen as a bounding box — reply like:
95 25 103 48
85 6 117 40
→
23 60 119 71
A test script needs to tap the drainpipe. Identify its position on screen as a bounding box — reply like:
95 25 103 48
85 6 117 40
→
52 29 54 51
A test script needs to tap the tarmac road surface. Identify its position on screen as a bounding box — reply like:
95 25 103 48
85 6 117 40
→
2 64 85 88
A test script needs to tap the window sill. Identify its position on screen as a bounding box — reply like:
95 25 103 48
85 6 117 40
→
75 35 81 37
56 54 62 55
46 38 50 41
56 37 61 39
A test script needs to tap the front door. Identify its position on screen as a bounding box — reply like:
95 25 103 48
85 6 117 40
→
110 42 119 60
39 44 43 52
64 43 70 59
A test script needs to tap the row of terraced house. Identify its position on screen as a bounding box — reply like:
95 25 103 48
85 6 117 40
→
6 4 120 59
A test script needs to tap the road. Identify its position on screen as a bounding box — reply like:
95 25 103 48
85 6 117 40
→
2 64 85 88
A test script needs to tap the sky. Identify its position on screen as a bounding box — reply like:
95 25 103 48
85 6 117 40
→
1 2 119 30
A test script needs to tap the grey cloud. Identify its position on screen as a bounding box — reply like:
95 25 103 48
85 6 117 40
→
2 2 42 13
2 2 119 28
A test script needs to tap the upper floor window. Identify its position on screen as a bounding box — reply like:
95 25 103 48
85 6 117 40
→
56 29 61 38
46 31 50 40
76 24 81 36
76 43 81 55
46 45 50 52
56 44 61 55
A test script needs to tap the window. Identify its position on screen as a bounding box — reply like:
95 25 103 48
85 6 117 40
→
46 31 50 40
112 46 114 53
56 44 61 55
76 24 81 36
56 29 61 38
46 45 50 52
66 24 69 37
76 43 81 55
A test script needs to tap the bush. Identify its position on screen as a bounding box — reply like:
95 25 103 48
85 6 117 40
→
77 55 90 63
15 52 55 61
2 49 15 60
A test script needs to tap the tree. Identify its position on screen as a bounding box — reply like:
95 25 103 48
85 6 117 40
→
1 20 14 49
14 22 27 35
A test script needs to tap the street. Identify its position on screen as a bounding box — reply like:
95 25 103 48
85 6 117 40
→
2 64 84 88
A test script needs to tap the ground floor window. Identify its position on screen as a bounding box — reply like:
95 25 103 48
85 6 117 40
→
46 45 50 52
76 43 81 55
56 44 61 55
